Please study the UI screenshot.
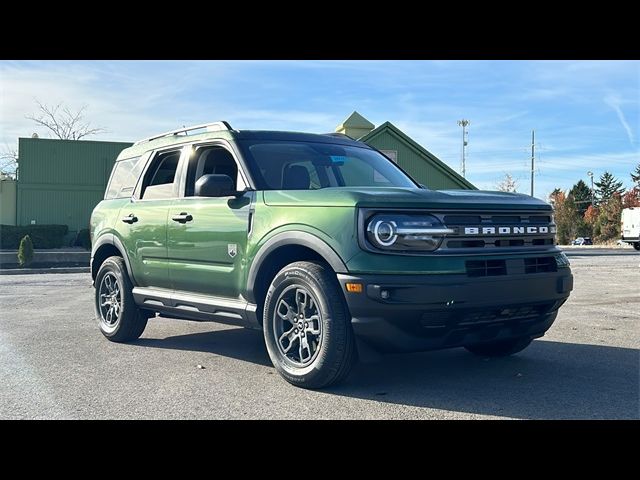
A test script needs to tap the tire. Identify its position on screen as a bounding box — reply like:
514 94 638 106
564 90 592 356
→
94 256 148 342
464 336 533 357
634 243 640 251
263 261 357 389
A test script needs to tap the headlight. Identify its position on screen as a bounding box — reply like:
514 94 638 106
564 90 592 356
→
365 213 454 252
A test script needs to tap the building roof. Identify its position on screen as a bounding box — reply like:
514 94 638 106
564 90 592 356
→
359 121 476 190
336 111 375 131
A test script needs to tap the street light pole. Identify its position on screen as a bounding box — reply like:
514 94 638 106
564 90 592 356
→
587 171 594 206
457 119 469 178
530 130 535 197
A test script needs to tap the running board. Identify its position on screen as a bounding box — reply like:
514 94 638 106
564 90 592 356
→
132 287 260 329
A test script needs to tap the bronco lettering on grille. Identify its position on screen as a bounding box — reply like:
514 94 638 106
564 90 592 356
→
463 226 556 235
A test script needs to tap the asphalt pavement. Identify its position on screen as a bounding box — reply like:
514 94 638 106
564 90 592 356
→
1 249 638 419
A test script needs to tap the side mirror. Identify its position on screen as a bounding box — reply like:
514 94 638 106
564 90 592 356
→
195 174 238 197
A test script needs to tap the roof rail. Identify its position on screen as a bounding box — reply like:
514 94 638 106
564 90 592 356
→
134 121 233 145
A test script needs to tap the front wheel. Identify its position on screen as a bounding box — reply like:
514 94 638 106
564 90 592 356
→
94 256 149 342
464 336 533 357
263 261 357 389
634 242 640 251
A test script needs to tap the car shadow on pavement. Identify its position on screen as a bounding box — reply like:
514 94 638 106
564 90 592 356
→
330 339 639 419
134 328 639 419
134 328 273 368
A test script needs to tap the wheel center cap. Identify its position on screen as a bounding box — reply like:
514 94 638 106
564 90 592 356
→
298 321 304 329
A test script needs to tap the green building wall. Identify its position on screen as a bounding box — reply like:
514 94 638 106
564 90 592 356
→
1 177 17 225
361 124 475 190
17 138 132 232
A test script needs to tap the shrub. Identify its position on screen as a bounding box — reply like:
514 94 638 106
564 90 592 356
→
0 224 68 249
74 229 91 250
18 235 34 267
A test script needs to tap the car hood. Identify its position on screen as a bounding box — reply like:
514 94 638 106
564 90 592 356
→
262 187 552 211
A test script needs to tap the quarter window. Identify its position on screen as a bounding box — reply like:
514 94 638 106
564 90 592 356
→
105 156 143 199
380 150 398 163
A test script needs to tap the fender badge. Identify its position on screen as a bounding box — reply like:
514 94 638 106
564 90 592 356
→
228 243 237 258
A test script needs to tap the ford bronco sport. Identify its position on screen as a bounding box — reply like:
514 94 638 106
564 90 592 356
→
91 121 573 388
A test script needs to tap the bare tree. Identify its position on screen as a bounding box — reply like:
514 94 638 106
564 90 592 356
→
0 145 18 177
26 100 105 140
496 173 518 193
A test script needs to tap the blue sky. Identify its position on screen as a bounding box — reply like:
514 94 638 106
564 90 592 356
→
1 60 638 198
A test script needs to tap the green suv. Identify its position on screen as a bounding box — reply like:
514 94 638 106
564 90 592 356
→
91 122 573 388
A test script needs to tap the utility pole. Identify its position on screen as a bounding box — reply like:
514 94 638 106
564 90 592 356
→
587 171 595 206
530 130 535 197
457 119 469 178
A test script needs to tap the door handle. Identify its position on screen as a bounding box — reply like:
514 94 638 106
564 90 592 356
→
121 214 138 224
172 212 193 223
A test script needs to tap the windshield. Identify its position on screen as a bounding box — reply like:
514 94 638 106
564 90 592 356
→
238 140 418 190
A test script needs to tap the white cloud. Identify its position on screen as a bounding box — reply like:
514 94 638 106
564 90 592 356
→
604 94 635 146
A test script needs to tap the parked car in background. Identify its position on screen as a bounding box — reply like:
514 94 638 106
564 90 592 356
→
571 237 593 246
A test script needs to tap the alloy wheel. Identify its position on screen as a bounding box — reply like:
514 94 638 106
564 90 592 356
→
273 286 323 367
99 272 121 330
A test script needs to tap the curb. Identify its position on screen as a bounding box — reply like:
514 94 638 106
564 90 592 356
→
0 267 90 275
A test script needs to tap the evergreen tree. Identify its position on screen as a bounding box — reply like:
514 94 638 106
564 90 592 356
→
594 171 624 204
18 235 34 267
631 163 640 187
569 180 593 215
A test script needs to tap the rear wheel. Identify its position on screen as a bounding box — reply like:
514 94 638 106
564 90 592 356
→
465 336 533 357
634 242 640 251
94 256 149 342
263 261 357 389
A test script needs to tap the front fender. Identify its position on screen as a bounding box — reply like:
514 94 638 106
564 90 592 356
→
245 229 348 303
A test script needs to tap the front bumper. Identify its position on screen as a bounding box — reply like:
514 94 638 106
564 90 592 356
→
337 268 573 352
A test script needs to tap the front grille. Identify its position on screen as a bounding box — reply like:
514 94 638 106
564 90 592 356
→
466 260 507 277
442 215 482 225
448 240 486 248
493 239 525 247
439 211 556 252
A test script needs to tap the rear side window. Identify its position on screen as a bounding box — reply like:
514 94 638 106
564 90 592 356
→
105 157 143 199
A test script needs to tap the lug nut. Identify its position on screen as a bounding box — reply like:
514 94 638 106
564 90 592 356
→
294 329 298 334
304 322 309 328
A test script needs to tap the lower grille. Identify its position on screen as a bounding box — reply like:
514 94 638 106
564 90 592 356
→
420 301 556 329
524 256 557 274
466 260 507 277
466 256 557 277
460 305 542 325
